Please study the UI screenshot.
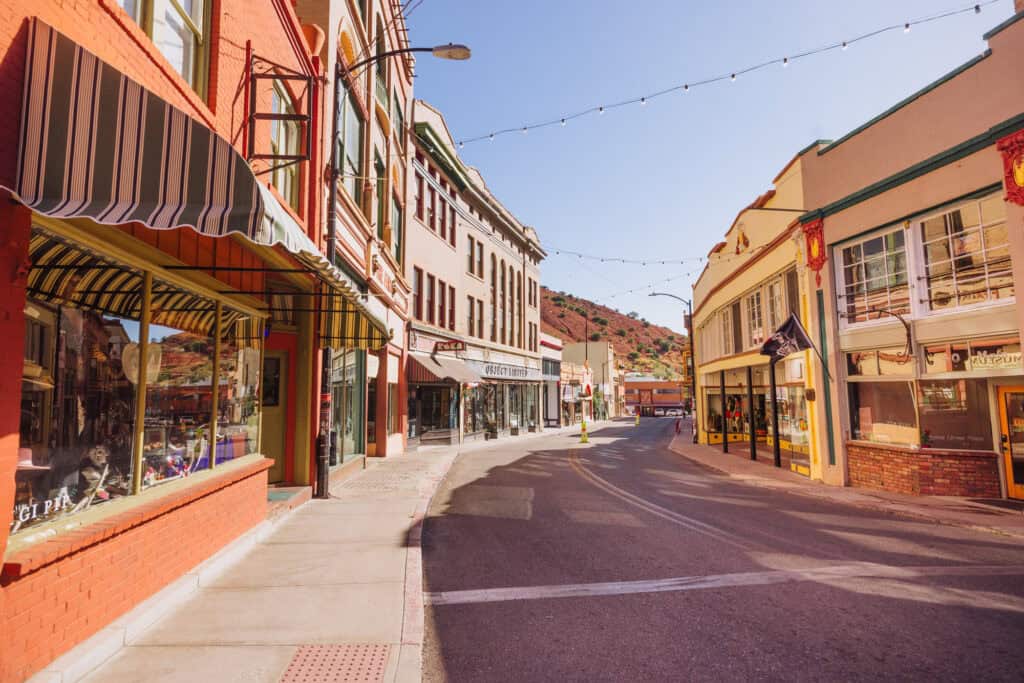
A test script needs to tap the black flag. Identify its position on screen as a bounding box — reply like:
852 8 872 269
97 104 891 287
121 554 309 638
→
760 313 815 363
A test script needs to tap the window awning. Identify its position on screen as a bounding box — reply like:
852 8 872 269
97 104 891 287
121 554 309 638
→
9 19 389 351
408 352 482 385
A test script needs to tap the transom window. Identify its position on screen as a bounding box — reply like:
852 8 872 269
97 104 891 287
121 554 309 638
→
920 195 1011 311
839 228 908 324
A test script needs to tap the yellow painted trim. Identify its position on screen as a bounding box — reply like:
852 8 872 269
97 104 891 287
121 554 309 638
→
791 463 811 476
131 271 152 495
801 290 821 477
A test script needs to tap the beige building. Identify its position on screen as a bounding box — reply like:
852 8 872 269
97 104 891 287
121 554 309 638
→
692 157 832 479
405 101 545 445
791 6 1024 498
562 341 619 419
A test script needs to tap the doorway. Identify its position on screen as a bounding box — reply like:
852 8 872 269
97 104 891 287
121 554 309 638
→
997 386 1024 499
262 352 288 483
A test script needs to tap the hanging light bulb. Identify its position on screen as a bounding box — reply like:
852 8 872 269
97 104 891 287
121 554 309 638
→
560 118 566 126
640 97 646 105
904 22 911 33
598 106 605 114
974 4 980 13
521 127 528 135
782 57 789 67
489 133 495 141
730 73 736 82
458 142 464 149
841 41 848 50
683 84 689 92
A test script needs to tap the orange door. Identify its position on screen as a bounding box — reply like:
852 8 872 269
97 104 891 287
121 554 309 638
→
997 386 1024 499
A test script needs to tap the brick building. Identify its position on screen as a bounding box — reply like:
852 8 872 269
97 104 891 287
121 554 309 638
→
0 3 395 680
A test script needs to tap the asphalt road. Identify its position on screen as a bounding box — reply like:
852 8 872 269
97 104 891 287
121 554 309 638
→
422 418 1024 682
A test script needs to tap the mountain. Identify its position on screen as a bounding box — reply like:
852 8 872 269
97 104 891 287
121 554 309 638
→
539 286 688 379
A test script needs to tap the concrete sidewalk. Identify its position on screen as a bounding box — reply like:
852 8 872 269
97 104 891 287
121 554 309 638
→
58 451 458 683
38 422 595 683
669 434 1024 541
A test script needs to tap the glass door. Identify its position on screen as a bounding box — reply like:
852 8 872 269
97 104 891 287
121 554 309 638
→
998 387 1024 499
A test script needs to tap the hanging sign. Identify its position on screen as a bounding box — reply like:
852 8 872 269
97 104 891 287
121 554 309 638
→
434 340 466 353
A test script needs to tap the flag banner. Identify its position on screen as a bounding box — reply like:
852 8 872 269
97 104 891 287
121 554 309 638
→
760 313 815 363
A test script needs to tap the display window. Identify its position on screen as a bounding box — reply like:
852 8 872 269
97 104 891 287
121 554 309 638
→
332 349 365 463
12 228 265 536
848 381 918 446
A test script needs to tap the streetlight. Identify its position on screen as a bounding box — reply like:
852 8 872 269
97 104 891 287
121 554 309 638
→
648 292 698 443
316 43 470 499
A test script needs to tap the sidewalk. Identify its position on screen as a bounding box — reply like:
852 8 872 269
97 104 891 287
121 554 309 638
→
38 422 592 683
669 434 1024 541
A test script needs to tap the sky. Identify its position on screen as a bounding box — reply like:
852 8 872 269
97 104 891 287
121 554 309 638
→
407 0 1014 333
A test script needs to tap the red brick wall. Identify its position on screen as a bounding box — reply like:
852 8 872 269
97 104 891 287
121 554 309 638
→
847 442 1001 497
0 459 271 683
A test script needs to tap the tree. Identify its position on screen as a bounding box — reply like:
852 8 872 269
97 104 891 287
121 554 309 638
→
616 329 627 337
628 351 640 361
657 340 671 354
589 332 601 342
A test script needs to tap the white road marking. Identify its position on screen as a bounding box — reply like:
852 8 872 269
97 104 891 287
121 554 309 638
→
426 563 1024 606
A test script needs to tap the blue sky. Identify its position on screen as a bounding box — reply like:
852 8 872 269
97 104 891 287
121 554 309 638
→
408 0 1013 332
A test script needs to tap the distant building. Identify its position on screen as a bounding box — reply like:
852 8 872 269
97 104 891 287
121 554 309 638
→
539 333 562 428
624 376 687 417
562 341 618 419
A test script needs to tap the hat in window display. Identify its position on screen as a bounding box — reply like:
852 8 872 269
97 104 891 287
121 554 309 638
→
122 342 162 384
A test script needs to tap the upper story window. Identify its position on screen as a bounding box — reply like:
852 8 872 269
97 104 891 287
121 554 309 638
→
414 174 424 220
766 278 784 331
412 267 423 320
744 290 764 348
919 194 1010 311
392 92 406 150
119 0 209 96
838 228 908 325
337 82 364 206
391 198 403 265
476 242 484 277
719 307 733 356
270 82 300 211
467 235 476 275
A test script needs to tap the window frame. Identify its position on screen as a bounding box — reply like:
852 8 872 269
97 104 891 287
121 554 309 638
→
121 0 211 98
834 225 910 330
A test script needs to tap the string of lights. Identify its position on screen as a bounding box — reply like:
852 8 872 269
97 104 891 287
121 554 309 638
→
548 247 704 265
454 0 997 147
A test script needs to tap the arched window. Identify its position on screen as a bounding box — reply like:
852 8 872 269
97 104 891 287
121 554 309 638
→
490 254 497 342
500 260 507 345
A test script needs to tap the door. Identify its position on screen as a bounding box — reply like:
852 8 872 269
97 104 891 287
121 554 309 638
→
997 386 1024 499
262 352 288 483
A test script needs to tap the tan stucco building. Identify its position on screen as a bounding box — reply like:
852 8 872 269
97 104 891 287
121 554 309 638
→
404 101 546 445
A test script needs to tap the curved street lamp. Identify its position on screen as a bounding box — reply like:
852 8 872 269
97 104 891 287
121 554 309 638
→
648 292 698 443
316 42 471 499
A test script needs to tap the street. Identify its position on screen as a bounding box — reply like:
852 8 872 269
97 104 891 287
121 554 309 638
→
423 418 1024 682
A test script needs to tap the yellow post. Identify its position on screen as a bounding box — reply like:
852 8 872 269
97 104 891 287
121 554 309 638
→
580 419 589 443
634 413 640 427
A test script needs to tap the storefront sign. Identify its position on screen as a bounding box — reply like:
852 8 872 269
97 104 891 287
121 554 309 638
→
997 128 1024 206
12 487 73 527
465 360 542 382
434 340 466 353
969 351 1022 371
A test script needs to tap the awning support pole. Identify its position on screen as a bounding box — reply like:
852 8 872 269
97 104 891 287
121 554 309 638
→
770 358 782 468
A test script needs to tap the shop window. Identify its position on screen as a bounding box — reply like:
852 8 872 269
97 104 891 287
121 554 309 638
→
847 381 918 446
838 228 908 325
331 349 365 462
15 305 139 534
918 379 993 450
143 322 215 485
367 378 377 444
920 194 1011 311
217 324 261 462
270 82 301 211
120 0 210 97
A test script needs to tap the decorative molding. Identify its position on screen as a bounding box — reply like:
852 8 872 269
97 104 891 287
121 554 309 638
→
802 218 826 288
997 129 1024 206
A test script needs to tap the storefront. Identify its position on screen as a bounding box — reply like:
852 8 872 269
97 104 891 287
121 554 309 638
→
464 359 543 437
406 340 482 445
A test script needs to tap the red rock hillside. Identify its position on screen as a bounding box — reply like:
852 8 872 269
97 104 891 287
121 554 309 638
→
540 286 688 379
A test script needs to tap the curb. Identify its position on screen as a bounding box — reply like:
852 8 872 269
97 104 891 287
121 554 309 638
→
667 435 1024 541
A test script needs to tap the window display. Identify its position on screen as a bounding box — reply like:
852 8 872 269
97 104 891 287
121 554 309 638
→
332 350 365 463
217 328 261 464
848 381 918 446
143 323 214 485
15 303 140 534
918 379 992 450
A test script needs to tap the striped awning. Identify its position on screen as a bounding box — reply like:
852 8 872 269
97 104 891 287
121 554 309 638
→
27 228 260 345
12 19 262 238
10 19 388 351
408 352 481 385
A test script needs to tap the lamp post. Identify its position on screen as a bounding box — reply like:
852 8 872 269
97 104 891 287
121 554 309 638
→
315 42 470 499
648 292 698 443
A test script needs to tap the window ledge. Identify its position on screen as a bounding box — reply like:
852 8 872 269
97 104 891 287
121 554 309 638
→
2 455 272 580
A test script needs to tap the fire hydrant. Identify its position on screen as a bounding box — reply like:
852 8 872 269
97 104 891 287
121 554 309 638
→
580 419 589 443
